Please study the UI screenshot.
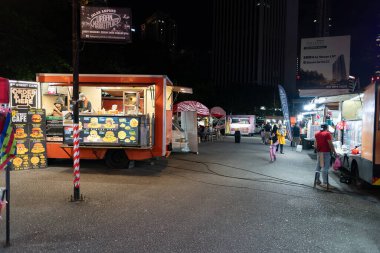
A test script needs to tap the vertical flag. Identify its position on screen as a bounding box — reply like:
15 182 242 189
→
0 110 16 171
278 85 292 141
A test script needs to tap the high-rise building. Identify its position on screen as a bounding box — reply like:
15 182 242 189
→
314 0 332 37
211 0 299 98
375 12 380 76
332 54 347 82
141 11 177 50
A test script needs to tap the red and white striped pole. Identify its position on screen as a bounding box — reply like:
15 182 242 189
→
71 0 82 201
73 123 80 200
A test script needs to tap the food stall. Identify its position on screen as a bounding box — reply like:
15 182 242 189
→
298 94 350 149
36 74 174 168
340 80 380 186
173 100 210 152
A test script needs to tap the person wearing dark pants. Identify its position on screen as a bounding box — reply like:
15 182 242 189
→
291 124 301 147
276 124 286 154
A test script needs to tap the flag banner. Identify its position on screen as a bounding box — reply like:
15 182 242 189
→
278 85 292 141
0 110 16 171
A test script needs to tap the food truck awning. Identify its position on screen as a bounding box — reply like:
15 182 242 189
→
36 73 173 87
312 93 363 104
210 106 226 118
173 101 209 116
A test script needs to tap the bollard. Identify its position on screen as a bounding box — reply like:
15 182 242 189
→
234 130 241 143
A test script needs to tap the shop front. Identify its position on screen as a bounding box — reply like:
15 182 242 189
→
36 74 174 168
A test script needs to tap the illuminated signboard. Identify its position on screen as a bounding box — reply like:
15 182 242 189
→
80 6 132 43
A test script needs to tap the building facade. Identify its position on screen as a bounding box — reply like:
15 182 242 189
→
211 0 299 98
140 11 177 50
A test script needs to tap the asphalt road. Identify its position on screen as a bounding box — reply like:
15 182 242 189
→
1 136 380 253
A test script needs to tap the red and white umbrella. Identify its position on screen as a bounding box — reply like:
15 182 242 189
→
173 101 209 116
210 106 226 118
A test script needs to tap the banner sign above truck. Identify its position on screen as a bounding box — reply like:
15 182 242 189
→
80 6 132 43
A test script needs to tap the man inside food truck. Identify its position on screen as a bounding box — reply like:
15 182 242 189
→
78 93 92 113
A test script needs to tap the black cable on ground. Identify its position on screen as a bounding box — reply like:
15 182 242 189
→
169 157 380 204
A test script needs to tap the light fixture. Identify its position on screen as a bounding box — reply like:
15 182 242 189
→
303 103 315 111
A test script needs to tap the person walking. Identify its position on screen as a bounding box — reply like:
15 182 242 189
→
269 125 278 162
263 122 272 145
271 124 278 149
276 124 286 154
291 123 301 147
260 125 266 144
314 123 337 188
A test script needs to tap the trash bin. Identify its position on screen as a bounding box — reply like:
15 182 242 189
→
234 130 241 143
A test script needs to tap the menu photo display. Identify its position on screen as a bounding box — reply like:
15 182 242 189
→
30 139 46 155
30 153 47 169
14 123 28 140
82 116 119 129
82 116 119 144
29 124 45 139
15 139 30 155
118 117 139 146
12 154 30 171
28 109 46 124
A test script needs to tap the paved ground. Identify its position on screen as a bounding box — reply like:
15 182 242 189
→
1 136 380 252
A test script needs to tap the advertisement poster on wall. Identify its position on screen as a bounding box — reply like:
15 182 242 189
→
299 35 351 89
80 6 132 43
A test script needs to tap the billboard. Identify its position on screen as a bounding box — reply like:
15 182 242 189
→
299 35 351 89
80 6 132 43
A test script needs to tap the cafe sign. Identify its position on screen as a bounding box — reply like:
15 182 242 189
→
10 81 39 108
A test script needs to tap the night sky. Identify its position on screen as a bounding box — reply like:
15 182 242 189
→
0 0 379 89
110 0 213 49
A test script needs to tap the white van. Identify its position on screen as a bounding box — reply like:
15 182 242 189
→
226 115 256 136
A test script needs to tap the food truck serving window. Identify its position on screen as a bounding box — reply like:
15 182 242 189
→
232 118 249 124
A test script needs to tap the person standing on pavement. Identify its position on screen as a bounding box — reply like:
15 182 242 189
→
260 124 266 144
291 123 301 147
263 122 272 144
269 124 278 162
276 124 286 154
314 123 337 187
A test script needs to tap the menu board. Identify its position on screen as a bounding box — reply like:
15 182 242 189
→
82 116 119 144
46 116 64 142
63 115 140 146
11 108 47 170
63 126 84 144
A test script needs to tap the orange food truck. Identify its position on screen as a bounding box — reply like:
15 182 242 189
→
36 73 174 168
341 79 380 187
